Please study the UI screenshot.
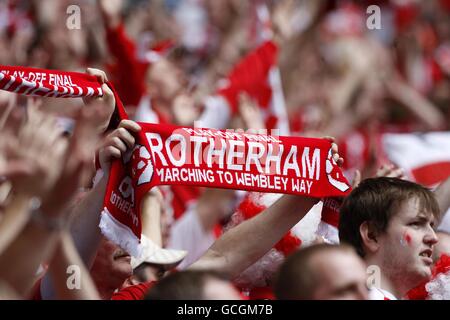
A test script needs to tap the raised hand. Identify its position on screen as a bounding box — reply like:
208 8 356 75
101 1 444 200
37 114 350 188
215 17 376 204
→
39 101 109 217
97 0 123 28
83 68 116 133
0 102 65 197
98 119 141 173
376 164 407 180
238 92 265 132
323 136 344 168
272 0 323 44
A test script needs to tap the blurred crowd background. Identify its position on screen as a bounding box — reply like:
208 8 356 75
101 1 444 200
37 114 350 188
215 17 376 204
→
1 0 450 300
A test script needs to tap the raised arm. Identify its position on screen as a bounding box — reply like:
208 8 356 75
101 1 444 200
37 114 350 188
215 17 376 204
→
46 67 119 268
41 119 141 299
97 0 147 106
0 102 103 296
190 137 343 279
385 76 445 131
141 188 164 247
189 194 318 279
0 102 75 255
47 231 100 300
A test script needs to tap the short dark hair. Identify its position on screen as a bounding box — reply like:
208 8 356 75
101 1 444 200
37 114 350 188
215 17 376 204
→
274 244 354 300
144 270 226 300
339 177 440 257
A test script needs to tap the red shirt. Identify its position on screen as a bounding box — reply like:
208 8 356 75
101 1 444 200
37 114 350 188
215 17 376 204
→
31 279 155 300
111 281 155 300
105 22 148 107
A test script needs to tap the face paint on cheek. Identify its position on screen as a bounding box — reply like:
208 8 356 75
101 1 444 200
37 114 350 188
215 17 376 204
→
405 233 412 245
400 232 412 247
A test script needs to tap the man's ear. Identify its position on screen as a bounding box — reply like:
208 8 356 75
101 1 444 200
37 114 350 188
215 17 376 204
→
360 221 380 254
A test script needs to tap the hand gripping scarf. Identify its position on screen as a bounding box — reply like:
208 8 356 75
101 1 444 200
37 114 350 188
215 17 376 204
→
0 65 351 256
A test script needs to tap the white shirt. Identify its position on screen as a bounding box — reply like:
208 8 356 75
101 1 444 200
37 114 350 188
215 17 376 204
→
166 204 215 270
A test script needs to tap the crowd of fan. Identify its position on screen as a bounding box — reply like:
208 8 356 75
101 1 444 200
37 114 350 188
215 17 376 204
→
1 0 450 300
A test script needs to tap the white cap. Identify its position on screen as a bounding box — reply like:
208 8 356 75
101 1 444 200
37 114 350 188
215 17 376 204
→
131 235 187 270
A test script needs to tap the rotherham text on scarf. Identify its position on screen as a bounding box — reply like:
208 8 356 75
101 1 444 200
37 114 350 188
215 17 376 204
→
146 129 320 180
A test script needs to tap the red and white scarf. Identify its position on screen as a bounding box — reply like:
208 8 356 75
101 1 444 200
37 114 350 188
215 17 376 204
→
0 65 351 257
0 66 104 98
407 254 450 300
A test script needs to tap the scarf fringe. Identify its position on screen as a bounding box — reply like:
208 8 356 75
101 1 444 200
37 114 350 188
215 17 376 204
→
99 208 142 258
